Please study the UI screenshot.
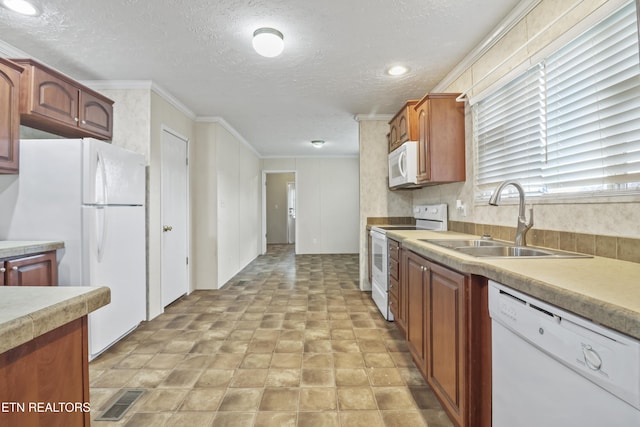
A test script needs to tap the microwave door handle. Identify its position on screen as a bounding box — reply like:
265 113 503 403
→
398 151 407 177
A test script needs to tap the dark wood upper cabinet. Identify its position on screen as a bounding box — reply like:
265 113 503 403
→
388 100 419 153
0 58 23 174
415 93 465 184
12 58 113 140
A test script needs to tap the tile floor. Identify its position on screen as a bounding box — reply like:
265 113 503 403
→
89 244 453 427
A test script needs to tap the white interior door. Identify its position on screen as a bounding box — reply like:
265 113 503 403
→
161 129 189 307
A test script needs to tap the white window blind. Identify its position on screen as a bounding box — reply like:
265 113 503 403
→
474 0 640 200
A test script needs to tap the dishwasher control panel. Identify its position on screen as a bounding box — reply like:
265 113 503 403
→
489 281 640 410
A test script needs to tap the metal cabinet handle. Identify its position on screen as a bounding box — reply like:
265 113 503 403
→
163 225 173 232
0 267 5 273
11 266 18 271
74 117 79 122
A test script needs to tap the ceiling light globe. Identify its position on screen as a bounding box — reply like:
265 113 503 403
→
311 140 325 148
252 28 284 58
2 0 39 15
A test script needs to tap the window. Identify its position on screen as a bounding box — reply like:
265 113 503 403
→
474 1 640 200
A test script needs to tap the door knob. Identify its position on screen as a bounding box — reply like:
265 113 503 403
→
163 225 173 232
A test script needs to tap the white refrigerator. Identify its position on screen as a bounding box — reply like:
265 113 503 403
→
0 138 146 360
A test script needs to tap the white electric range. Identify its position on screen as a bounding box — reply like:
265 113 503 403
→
369 204 448 320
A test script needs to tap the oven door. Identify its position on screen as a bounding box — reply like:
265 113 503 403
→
370 229 387 286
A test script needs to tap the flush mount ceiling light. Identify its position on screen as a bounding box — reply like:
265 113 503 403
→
1 0 39 15
311 140 325 148
252 27 284 58
387 65 409 76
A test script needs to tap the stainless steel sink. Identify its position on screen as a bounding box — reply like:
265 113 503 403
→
420 239 510 248
422 239 591 258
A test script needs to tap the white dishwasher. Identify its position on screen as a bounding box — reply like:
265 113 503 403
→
489 281 640 427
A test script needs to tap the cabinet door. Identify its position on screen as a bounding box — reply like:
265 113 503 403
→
416 100 431 182
0 59 22 173
396 248 408 337
0 265 4 286
79 90 113 139
405 250 428 373
5 252 58 286
388 119 398 152
427 262 466 426
29 66 79 127
367 233 372 285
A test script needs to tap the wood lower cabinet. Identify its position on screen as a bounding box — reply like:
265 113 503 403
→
0 58 23 174
427 262 467 427
388 239 402 330
12 58 113 140
0 317 90 427
400 249 491 427
1 251 58 286
405 250 429 373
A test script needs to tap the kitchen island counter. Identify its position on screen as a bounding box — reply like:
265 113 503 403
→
385 229 640 340
0 285 110 354
0 286 110 427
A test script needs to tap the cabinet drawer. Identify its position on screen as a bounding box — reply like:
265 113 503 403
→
389 293 399 318
2 252 58 286
389 259 399 281
388 239 400 260
389 277 399 299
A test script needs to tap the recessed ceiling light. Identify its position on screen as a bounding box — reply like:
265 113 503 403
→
311 140 325 148
387 65 409 76
2 0 39 16
252 27 284 58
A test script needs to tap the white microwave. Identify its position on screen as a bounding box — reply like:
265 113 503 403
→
388 141 418 188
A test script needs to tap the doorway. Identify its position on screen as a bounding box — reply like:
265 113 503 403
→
287 181 296 244
262 171 296 254
160 127 189 307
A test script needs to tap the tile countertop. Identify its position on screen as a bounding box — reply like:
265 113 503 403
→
0 286 110 354
0 240 65 258
385 229 640 341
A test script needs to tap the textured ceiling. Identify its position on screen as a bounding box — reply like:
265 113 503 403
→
0 0 521 157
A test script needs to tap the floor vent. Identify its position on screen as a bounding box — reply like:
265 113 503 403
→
95 389 145 421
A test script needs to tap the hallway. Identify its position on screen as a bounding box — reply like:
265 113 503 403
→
89 245 452 426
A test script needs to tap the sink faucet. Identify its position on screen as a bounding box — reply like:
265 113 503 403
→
488 180 534 246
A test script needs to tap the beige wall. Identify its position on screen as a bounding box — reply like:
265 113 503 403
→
193 121 262 289
266 173 295 244
263 157 360 254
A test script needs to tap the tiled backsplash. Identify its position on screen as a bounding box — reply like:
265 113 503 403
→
449 221 640 264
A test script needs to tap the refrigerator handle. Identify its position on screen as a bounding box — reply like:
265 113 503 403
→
96 151 109 205
96 206 107 262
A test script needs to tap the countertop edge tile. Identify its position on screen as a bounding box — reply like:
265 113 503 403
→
386 230 640 341
0 316 35 355
0 286 110 354
0 240 65 259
